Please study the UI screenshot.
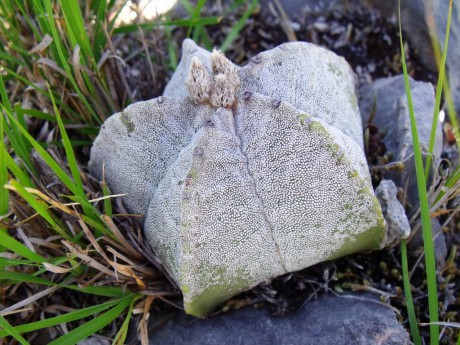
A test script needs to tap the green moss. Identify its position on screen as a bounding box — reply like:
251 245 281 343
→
342 203 353 211
329 202 386 261
120 112 135 133
347 86 359 112
328 143 341 157
296 114 311 126
336 152 345 165
307 121 329 136
347 169 359 179
295 107 387 262
330 223 386 261
327 62 344 77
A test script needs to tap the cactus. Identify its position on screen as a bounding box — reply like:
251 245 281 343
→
89 39 387 317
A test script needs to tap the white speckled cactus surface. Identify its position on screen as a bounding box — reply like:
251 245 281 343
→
89 39 388 317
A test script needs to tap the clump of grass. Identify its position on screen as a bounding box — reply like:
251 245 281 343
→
398 0 460 344
1 68 172 342
0 0 128 128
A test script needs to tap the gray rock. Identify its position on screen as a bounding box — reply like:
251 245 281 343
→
375 180 411 245
359 75 447 263
359 75 442 206
148 293 410 345
367 0 460 116
409 0 460 116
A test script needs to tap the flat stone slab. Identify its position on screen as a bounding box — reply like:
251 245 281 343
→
148 293 410 345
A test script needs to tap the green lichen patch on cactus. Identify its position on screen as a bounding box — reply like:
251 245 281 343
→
181 265 254 317
327 222 386 262
120 112 135 133
89 39 387 317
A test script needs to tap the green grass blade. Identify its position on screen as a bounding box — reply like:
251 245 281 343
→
0 271 127 297
31 1 60 59
398 2 439 343
1 65 50 96
15 108 58 122
401 239 422 345
443 73 460 151
0 51 25 66
0 315 30 345
220 0 258 52
68 286 128 298
58 0 98 98
43 0 100 123
0 258 41 267
180 0 194 14
102 183 113 218
0 72 32 171
59 0 96 69
3 107 80 198
0 1 34 69
47 296 132 345
80 212 116 239
165 26 178 70
0 90 7 219
189 0 207 40
5 152 33 188
0 299 121 337
0 230 47 263
112 297 135 345
12 0 41 40
7 179 72 240
1 65 82 122
112 16 223 34
435 163 460 204
1 120 32 172
2 111 111 235
93 0 108 60
107 0 128 32
424 0 453 179
180 0 195 16
0 270 57 286
47 84 84 198
196 26 213 50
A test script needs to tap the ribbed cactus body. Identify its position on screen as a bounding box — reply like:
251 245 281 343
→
89 39 387 317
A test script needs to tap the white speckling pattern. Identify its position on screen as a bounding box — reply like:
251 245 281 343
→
239 42 363 147
89 39 387 317
236 94 382 272
88 97 214 215
145 107 286 312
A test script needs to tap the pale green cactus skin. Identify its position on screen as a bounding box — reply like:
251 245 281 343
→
89 39 387 317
